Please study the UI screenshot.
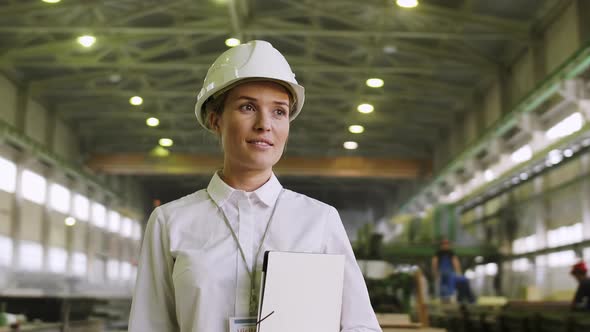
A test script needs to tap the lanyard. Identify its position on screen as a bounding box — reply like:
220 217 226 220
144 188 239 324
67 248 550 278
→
208 189 284 316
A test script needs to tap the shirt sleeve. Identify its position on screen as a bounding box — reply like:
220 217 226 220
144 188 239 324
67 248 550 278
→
323 206 382 332
128 207 179 331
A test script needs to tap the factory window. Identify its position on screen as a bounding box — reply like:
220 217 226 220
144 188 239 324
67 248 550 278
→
547 250 577 268
475 265 486 277
107 259 120 281
21 169 47 204
132 221 142 240
485 263 498 276
131 266 137 284
512 235 537 254
48 247 67 273
547 223 583 248
92 257 105 284
0 235 13 267
535 254 547 267
92 202 106 228
108 210 121 233
49 183 70 214
18 241 43 271
72 252 87 276
73 193 89 221
121 217 133 238
121 262 132 280
512 258 529 272
0 156 16 193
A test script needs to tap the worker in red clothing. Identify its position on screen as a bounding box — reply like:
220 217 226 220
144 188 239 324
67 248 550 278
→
570 261 590 311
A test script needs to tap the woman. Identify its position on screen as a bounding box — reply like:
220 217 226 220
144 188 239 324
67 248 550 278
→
128 40 381 332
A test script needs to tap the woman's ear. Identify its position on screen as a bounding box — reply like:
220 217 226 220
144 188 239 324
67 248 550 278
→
208 112 221 134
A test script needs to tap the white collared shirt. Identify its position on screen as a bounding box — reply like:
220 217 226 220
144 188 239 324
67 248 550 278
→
128 172 382 332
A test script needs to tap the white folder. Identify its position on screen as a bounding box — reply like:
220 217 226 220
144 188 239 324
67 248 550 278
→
256 251 345 332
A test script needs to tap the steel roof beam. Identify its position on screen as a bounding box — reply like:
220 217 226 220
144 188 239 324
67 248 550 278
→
0 26 530 41
86 153 431 179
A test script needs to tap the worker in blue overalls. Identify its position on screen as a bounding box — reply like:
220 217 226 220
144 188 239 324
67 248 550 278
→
431 239 462 302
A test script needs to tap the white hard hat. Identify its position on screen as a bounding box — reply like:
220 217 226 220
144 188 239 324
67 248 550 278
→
194 40 305 131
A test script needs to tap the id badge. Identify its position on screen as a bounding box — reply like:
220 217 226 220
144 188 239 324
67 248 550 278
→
229 316 257 332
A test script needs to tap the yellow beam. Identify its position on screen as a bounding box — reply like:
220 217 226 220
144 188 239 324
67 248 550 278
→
86 154 431 179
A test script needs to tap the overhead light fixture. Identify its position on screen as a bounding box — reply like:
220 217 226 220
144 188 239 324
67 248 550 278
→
396 0 419 8
357 103 374 114
77 35 96 47
343 141 358 150
548 149 563 165
348 125 365 134
65 217 76 226
129 96 143 106
366 78 384 88
546 112 584 140
150 146 170 157
383 45 397 54
563 148 573 158
511 145 532 164
42 0 61 3
225 38 241 47
484 169 495 182
520 172 529 181
146 117 160 127
159 138 173 147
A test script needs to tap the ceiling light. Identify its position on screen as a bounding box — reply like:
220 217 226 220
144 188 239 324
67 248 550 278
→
146 117 160 127
357 103 374 114
225 38 241 47
343 141 358 150
484 170 495 182
520 173 529 181
396 0 419 8
563 148 573 157
108 73 122 83
546 112 584 140
366 78 384 88
548 149 563 165
77 35 96 47
150 146 170 157
65 217 76 226
129 96 143 106
383 45 397 54
511 145 532 164
159 138 173 147
42 0 61 3
349 125 364 134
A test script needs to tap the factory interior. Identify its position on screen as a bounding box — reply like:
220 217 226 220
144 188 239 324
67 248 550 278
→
1 0 590 331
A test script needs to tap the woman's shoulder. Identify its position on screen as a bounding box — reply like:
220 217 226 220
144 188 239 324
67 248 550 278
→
282 188 336 213
155 189 210 217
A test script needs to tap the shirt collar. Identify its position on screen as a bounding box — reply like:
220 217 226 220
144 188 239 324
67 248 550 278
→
207 171 283 207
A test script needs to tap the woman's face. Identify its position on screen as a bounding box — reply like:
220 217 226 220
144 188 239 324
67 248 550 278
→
211 80 291 174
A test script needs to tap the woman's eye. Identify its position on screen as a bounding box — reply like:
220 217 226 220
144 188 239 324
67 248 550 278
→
240 104 255 112
275 109 288 117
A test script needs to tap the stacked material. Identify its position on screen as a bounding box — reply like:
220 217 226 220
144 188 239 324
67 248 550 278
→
377 313 446 332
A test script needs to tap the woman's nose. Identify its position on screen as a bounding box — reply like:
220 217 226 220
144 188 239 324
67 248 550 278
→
254 110 272 131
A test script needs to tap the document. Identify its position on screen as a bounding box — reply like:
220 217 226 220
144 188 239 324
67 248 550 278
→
256 251 345 332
